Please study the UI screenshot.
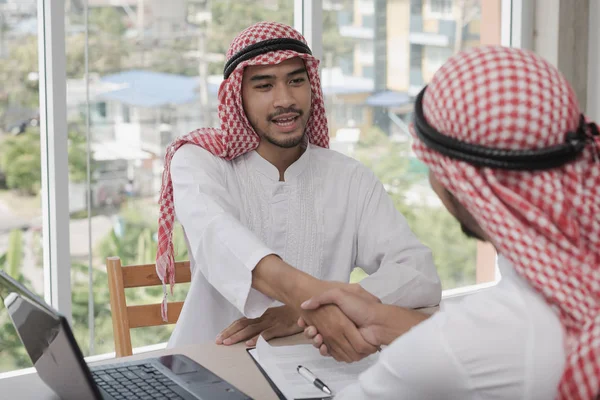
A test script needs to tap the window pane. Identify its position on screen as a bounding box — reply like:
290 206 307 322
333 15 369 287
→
66 0 294 357
0 0 44 373
326 0 497 290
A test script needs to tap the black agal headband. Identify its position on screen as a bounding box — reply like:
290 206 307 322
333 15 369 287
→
223 38 312 80
413 86 599 170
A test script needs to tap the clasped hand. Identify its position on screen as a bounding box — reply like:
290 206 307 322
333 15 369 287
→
216 282 381 363
298 286 383 358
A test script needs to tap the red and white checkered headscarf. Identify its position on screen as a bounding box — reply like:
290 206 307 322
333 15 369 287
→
155 22 329 321
412 46 600 399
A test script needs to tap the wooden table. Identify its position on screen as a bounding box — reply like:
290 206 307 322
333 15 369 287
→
0 334 309 400
0 307 439 399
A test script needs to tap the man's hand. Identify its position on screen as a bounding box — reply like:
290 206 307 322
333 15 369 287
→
297 283 380 326
250 257 380 362
290 282 380 362
216 305 302 347
298 288 382 356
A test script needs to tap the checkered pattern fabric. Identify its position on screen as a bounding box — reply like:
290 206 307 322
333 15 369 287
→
412 46 600 399
155 22 329 321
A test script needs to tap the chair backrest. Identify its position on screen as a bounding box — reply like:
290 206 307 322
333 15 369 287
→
105 256 191 357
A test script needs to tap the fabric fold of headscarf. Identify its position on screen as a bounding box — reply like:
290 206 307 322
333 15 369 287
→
412 46 600 400
155 22 329 321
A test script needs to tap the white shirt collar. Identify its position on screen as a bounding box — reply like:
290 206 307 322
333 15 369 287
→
246 139 311 182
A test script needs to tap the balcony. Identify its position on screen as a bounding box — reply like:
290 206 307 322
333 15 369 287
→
409 14 456 46
339 25 374 40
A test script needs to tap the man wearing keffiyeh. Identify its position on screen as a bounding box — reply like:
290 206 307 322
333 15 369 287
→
156 21 441 362
300 46 600 399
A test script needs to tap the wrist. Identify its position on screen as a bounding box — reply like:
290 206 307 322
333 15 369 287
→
282 272 322 309
372 305 430 346
370 304 394 346
252 255 319 307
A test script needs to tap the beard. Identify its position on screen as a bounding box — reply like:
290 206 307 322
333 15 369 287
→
460 223 486 241
263 131 305 148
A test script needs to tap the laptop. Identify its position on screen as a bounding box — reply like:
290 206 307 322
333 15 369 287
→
0 270 253 400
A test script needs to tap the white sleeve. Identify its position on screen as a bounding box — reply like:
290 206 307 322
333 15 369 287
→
354 168 441 308
171 144 275 318
335 310 467 400
336 279 564 400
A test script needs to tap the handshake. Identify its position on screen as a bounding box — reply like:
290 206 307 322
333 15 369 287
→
215 281 389 363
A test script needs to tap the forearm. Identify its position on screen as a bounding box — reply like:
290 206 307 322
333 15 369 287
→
252 255 319 307
371 304 431 346
359 253 442 308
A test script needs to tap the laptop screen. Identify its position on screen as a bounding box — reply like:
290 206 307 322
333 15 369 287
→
3 292 62 364
1 272 102 400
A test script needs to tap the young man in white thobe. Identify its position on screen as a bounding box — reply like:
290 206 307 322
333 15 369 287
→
155 22 441 363
300 46 600 399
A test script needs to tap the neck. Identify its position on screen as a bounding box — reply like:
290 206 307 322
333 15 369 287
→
255 141 305 181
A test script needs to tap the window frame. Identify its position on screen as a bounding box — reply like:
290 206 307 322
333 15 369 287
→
38 0 72 321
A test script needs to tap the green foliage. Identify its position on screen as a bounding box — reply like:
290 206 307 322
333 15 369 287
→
5 230 23 279
65 7 129 78
0 127 92 195
0 309 31 371
70 262 115 355
355 128 477 289
89 7 127 37
97 207 188 267
207 0 293 75
67 129 91 184
0 131 41 195
0 230 32 371
0 35 39 114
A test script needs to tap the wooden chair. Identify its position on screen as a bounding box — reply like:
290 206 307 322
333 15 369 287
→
105 256 191 357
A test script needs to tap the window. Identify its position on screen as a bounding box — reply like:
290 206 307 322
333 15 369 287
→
426 0 453 18
97 102 107 119
324 0 501 291
362 66 374 79
121 105 131 124
424 45 454 77
410 44 423 68
0 0 510 374
61 0 295 363
411 0 424 15
362 14 375 29
0 0 44 373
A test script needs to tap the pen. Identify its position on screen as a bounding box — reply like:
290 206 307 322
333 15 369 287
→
297 365 332 395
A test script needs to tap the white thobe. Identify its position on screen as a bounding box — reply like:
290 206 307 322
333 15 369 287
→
167 142 441 347
336 255 565 400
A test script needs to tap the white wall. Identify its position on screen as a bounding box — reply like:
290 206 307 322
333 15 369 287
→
587 0 599 120
533 0 559 66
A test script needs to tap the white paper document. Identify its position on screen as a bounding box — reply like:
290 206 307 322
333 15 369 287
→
248 336 379 399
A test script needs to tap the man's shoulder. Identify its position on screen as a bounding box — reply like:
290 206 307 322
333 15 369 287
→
310 145 364 167
173 143 225 163
171 143 230 173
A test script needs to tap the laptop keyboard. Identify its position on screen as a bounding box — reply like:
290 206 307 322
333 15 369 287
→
92 363 185 400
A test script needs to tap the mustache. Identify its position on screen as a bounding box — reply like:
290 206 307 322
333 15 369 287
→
268 108 303 121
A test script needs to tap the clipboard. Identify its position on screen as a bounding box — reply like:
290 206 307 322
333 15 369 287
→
246 348 331 400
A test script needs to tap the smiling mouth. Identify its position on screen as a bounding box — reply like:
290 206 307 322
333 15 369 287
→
272 116 299 127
